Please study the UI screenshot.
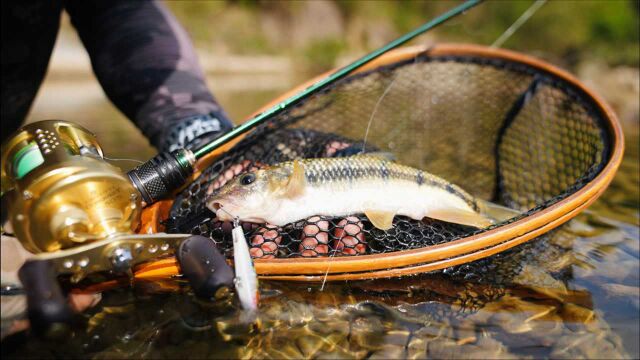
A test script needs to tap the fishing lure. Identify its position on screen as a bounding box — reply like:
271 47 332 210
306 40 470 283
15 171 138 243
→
232 219 259 311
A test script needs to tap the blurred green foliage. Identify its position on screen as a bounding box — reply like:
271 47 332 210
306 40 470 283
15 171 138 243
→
167 0 639 70
303 39 348 73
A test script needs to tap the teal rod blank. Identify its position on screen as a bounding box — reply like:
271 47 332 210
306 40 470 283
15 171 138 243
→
194 0 483 159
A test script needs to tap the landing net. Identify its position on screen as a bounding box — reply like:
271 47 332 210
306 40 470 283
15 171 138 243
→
164 45 617 274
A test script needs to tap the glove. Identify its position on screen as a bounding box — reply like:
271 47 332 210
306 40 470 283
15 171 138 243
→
160 112 233 153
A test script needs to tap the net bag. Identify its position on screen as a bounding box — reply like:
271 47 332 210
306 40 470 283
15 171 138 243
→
137 44 623 282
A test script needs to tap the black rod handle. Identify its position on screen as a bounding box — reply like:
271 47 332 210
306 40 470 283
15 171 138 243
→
127 149 195 205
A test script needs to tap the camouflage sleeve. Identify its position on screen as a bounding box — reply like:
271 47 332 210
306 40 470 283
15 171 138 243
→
64 0 233 152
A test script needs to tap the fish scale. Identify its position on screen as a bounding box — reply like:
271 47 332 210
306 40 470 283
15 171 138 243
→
274 156 478 210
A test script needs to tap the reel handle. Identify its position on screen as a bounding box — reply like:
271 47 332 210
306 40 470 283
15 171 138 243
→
18 259 73 338
177 235 235 301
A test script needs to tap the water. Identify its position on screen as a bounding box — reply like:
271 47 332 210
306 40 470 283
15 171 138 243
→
3 61 639 358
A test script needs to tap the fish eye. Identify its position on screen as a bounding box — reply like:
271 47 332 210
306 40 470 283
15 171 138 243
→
239 173 256 186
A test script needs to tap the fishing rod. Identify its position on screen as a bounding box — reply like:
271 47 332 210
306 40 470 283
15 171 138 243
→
127 0 483 206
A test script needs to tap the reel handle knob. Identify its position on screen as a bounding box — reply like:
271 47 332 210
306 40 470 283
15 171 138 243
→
177 235 235 301
18 259 73 338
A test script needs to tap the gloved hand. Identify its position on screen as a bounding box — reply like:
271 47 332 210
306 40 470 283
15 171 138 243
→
159 112 233 153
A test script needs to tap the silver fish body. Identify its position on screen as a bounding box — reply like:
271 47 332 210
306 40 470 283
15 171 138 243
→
208 155 493 229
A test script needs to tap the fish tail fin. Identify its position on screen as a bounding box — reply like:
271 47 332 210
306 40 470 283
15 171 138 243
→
475 199 521 223
426 208 494 228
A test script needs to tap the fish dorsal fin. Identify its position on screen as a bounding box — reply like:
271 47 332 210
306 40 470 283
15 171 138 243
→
284 160 306 198
364 210 395 230
358 152 396 162
426 208 493 228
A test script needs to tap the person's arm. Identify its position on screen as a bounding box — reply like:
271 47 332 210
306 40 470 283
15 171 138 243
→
64 0 232 152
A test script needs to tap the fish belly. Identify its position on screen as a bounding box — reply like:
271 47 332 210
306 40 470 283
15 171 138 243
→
269 180 476 226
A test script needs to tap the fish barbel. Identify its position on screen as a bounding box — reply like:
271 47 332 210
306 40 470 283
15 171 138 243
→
207 155 493 229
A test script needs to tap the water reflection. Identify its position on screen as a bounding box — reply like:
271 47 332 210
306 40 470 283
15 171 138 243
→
4 209 638 358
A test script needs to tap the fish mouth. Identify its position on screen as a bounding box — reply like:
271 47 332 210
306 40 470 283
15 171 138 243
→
211 202 222 211
211 202 229 220
210 200 236 220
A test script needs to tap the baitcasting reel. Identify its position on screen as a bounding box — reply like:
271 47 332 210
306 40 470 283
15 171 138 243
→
1 120 195 282
1 120 234 335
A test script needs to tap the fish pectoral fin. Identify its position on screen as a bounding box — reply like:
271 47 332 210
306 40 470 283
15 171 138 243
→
284 160 306 198
426 208 493 228
364 210 395 230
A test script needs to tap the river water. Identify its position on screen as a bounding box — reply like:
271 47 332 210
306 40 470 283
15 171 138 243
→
3 52 639 358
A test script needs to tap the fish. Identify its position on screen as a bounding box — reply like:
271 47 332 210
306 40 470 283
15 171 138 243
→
207 154 495 230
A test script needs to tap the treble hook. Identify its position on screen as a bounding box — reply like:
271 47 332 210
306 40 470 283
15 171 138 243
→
215 204 240 228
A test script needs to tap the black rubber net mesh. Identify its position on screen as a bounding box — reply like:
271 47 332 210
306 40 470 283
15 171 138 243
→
166 54 609 261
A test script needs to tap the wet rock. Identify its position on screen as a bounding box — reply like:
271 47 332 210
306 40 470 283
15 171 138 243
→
551 332 628 359
369 344 406 359
529 314 564 341
406 336 428 359
320 332 349 353
383 329 411 346
281 300 314 326
216 313 260 342
454 325 477 345
411 324 451 343
560 303 595 324
490 311 534 334
260 302 284 328
524 304 556 323
427 331 510 358
314 347 358 360
264 343 304 359
512 265 569 301
471 336 519 359
601 283 640 309
295 333 325 358
350 323 385 351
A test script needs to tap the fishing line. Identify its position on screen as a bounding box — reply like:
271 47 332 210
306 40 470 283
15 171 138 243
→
362 49 427 153
103 156 144 165
319 245 337 292
491 0 547 48
215 204 240 226
320 216 369 291
361 74 399 153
